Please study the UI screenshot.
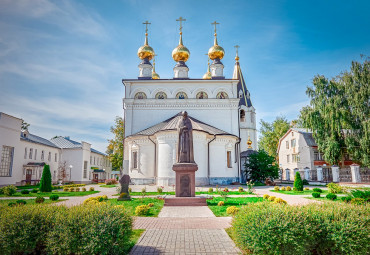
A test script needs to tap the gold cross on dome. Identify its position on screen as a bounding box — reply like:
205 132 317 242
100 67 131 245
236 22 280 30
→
234 45 240 56
143 20 151 34
176 17 186 33
211 21 220 34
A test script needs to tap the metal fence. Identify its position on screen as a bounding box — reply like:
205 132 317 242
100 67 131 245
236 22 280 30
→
308 170 317 181
339 167 352 182
322 167 333 183
360 168 370 183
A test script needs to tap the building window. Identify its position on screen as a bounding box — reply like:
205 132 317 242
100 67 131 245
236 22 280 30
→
227 151 232 168
291 139 296 148
216 92 228 99
29 148 33 159
0 146 14 177
24 148 27 159
314 151 323 161
287 155 290 163
41 151 44 161
48 152 51 161
132 151 138 169
196 91 208 99
176 92 188 99
55 153 57 162
240 110 245 122
155 92 167 99
83 161 88 178
134 92 147 99
34 149 37 160
286 141 289 149
292 154 300 163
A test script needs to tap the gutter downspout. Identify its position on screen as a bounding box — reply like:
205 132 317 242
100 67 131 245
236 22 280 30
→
207 135 217 185
237 106 242 183
148 136 157 184
235 138 241 183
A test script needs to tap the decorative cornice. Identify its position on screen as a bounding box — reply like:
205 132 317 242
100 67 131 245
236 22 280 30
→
123 99 240 109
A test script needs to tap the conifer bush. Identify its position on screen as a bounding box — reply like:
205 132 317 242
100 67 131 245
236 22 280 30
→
21 190 30 194
293 172 303 191
218 201 225 206
226 206 240 215
313 188 322 193
273 198 287 204
89 187 95 191
208 187 214 193
281 187 286 191
31 188 38 193
263 194 270 199
49 195 59 201
82 187 86 192
268 196 276 202
312 192 321 198
238 187 244 192
16 200 27 205
274 186 280 191
326 193 337 200
135 205 150 216
35 196 45 203
286 186 292 191
3 185 17 196
39 165 52 192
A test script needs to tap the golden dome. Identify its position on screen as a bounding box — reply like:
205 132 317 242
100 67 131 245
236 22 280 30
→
137 33 155 60
247 136 253 149
152 71 160 79
203 61 212 79
208 34 224 60
172 33 190 62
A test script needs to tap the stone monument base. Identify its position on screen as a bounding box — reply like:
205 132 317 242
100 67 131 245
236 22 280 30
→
172 163 198 197
164 197 207 206
117 196 131 201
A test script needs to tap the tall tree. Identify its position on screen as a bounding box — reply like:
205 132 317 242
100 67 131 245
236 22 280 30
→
21 120 30 132
106 116 125 171
39 164 52 192
300 57 369 166
244 150 279 182
258 116 290 160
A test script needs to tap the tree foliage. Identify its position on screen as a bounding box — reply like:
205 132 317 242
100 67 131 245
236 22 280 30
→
21 120 30 132
39 164 52 192
293 172 303 191
300 57 369 166
258 116 290 160
244 150 279 182
106 116 124 171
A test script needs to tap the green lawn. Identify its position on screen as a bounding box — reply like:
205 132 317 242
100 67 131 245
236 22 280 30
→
126 229 145 253
100 184 117 188
0 190 100 197
271 189 329 195
107 198 164 217
126 191 254 196
207 197 264 217
0 199 66 205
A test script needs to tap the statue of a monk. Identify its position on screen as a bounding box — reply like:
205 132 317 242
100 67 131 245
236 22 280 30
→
177 111 195 163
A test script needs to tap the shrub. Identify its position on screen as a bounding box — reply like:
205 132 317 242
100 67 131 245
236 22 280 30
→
327 183 343 194
350 198 366 205
102 195 108 200
105 179 118 185
8 202 16 207
83 196 107 205
35 196 45 203
119 193 129 199
280 187 286 191
70 187 75 192
208 187 214 193
128 187 132 193
274 186 280 191
302 179 309 185
226 206 240 215
3 185 17 196
351 189 370 199
326 193 337 200
63 187 69 192
141 187 146 193
21 190 30 194
148 203 154 207
16 200 27 205
286 186 292 191
82 187 86 192
157 186 163 193
0 187 4 195
62 184 86 188
238 187 244 192
75 187 80 192
263 194 270 200
273 198 287 204
268 196 276 202
341 196 352 203
31 188 38 193
312 192 321 198
313 188 323 193
218 201 224 206
135 205 150 216
50 195 59 201
224 187 229 192
89 187 95 191
293 172 303 191
231 202 370 254
304 187 309 191
39 165 52 192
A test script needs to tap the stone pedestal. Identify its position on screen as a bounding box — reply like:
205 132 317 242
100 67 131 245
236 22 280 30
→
350 164 361 183
332 166 340 183
172 163 198 197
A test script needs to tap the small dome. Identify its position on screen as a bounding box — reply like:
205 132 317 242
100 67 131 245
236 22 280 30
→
137 34 155 60
172 33 190 62
202 71 211 79
152 71 160 79
208 33 224 60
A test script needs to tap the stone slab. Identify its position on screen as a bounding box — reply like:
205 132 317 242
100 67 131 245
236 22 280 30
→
158 206 215 218
164 197 207 206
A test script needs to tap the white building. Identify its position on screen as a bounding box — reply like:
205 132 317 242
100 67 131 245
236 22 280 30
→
122 23 257 185
0 112 111 186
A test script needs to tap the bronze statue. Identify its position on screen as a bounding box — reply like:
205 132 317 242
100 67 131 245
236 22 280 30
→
177 111 194 163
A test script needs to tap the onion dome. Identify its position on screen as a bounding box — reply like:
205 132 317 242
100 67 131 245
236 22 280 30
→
208 33 225 60
137 33 155 60
202 59 212 79
172 32 190 62
247 135 253 149
152 57 160 79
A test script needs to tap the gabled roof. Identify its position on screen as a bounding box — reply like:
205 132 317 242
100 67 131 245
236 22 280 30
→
232 60 252 107
21 133 59 148
128 112 237 138
277 128 317 153
50 136 106 155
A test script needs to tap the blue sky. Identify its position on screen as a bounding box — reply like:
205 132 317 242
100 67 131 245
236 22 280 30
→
0 0 369 152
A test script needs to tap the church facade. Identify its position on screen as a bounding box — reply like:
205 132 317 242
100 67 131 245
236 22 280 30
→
122 20 256 186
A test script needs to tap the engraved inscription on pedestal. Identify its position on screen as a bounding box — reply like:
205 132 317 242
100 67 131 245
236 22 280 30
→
180 174 191 197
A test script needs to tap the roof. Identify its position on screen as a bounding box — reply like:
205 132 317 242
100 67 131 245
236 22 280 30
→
21 133 59 148
128 112 237 138
232 60 252 107
50 136 106 155
240 149 257 158
277 128 317 153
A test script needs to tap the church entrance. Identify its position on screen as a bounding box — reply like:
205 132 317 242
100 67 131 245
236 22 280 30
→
26 169 32 185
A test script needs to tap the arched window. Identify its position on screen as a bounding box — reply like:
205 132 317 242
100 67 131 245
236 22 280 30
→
41 151 44 161
134 92 147 99
155 92 167 99
240 110 245 122
239 90 243 98
24 148 27 159
196 91 208 99
176 92 188 99
216 92 228 99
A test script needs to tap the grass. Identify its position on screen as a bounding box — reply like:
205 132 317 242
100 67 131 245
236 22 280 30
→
100 184 117 188
126 229 145 253
0 199 66 205
271 189 329 195
307 197 343 203
126 191 254 196
107 198 164 217
207 197 264 217
0 190 100 197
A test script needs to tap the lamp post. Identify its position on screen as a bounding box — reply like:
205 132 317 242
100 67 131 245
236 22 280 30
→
69 165 73 182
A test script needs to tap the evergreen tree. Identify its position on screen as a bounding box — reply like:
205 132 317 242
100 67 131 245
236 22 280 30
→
293 172 303 191
39 164 52 192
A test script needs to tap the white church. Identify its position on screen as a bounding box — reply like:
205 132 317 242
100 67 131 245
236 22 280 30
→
122 19 257 186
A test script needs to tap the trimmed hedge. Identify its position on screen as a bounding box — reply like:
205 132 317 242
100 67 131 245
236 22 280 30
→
312 192 321 198
231 202 370 254
293 172 303 191
313 188 323 193
39 165 52 192
0 204 133 255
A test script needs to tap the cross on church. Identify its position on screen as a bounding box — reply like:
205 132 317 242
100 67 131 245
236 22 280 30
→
234 45 240 56
143 20 151 34
176 17 186 33
211 21 220 34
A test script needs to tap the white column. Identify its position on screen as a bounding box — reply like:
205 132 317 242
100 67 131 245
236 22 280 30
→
332 165 340 182
317 167 323 182
350 164 361 183
304 167 310 180
210 63 224 78
138 62 153 79
173 62 189 79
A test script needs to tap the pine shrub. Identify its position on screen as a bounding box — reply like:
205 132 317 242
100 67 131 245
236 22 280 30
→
218 201 225 206
82 187 86 192
268 196 276 202
208 187 214 193
286 186 292 191
226 206 240 215
312 192 321 198
273 198 287 204
3 185 17 196
341 196 352 203
304 187 309 191
313 188 322 193
16 200 27 205
89 187 95 191
238 187 244 192
274 186 280 191
326 193 337 200
327 183 343 194
21 190 30 194
75 187 80 192
281 187 286 191
39 165 52 192
302 179 309 185
35 196 45 204
50 195 59 201
31 188 38 193
293 172 303 191
263 194 270 199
